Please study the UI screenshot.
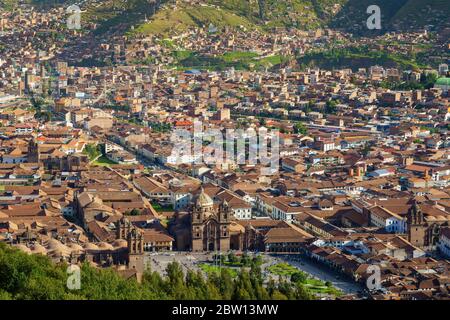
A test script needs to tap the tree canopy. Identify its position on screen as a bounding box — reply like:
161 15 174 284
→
0 243 314 300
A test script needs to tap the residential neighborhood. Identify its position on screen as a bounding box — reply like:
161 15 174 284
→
0 0 449 302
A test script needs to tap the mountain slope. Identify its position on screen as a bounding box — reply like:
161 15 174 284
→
331 0 450 34
134 0 349 35
2 0 448 36
391 0 450 30
135 3 255 35
83 0 166 35
134 0 449 36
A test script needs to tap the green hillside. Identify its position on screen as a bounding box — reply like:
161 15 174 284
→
331 0 450 34
2 0 448 35
82 0 166 35
205 0 348 28
391 0 450 30
132 0 449 36
0 0 70 10
134 0 349 36
134 3 256 35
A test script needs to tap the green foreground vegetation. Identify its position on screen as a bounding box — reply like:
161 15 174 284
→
0 243 314 300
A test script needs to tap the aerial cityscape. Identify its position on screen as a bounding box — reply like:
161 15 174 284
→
0 0 449 302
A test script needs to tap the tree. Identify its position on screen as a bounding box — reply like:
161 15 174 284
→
228 252 238 264
293 122 308 135
325 100 337 114
252 255 263 266
218 268 234 299
0 243 317 301
83 144 101 161
258 0 266 19
241 253 251 266
0 290 12 300
294 282 314 300
271 290 288 300
291 271 307 284
128 209 141 216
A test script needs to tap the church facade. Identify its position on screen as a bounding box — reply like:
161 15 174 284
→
190 189 231 252
407 201 448 249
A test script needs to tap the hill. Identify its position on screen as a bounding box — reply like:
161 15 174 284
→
331 0 450 34
133 0 349 36
2 0 448 35
131 0 450 36
134 2 256 35
82 0 165 35
0 0 70 10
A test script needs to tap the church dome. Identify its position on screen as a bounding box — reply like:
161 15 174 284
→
194 188 214 207
47 239 68 250
97 242 114 251
14 244 31 254
31 243 47 255
229 221 245 233
112 239 128 248
67 243 84 253
84 243 99 251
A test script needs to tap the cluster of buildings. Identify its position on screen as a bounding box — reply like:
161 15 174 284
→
0 2 449 300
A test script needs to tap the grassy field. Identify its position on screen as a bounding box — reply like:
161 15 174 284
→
199 263 239 277
267 263 299 276
92 155 118 167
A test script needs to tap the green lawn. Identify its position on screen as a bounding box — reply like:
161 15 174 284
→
304 278 342 297
199 263 238 277
267 263 299 276
92 155 118 167
222 51 259 62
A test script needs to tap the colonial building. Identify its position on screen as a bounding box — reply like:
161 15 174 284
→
27 138 39 163
407 201 448 249
191 188 231 252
